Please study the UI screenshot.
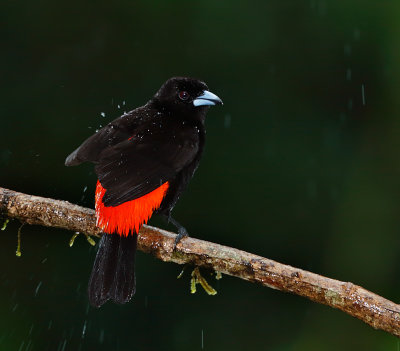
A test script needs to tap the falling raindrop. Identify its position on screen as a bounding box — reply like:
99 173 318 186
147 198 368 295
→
17 340 24 351
34 281 42 296
82 321 87 339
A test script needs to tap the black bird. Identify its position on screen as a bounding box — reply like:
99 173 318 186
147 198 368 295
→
65 77 223 307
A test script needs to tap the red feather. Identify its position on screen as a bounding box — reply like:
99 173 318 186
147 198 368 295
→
95 180 169 236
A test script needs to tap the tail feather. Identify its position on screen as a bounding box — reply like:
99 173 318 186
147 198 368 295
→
88 234 137 308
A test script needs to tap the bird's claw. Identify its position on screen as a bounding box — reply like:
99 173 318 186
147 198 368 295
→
173 228 189 250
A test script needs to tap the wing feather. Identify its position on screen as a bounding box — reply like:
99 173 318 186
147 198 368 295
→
65 107 200 207
96 132 199 206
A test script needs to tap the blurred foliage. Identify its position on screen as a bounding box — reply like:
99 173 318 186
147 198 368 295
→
1 1 400 350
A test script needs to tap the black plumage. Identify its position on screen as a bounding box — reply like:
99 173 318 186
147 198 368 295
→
88 234 137 307
65 77 222 307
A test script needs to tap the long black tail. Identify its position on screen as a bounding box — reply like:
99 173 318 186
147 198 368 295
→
88 234 137 308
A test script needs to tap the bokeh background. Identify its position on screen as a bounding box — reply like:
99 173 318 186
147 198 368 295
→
2 1 400 350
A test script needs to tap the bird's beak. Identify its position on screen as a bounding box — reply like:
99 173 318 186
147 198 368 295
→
193 90 223 107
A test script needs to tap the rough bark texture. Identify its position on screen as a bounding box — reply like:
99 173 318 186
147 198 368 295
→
1 186 399 337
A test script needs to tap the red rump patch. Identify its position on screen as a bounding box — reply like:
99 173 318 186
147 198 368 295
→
95 180 169 237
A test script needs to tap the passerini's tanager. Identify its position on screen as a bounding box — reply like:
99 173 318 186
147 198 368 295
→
65 77 223 307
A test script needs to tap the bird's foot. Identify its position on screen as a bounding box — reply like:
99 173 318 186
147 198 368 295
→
174 227 189 249
163 215 189 249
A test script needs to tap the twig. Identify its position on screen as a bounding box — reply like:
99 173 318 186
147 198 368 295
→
0 186 399 337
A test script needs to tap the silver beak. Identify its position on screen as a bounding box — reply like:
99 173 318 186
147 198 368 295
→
193 90 223 107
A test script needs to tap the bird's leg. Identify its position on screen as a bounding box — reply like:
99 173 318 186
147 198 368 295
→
169 216 189 246
161 214 189 248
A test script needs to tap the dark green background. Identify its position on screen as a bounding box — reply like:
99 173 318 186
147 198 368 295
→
2 1 400 350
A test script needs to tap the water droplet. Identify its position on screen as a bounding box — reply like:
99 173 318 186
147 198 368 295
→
81 321 87 338
34 281 42 296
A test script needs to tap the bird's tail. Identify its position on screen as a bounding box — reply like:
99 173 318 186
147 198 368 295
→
88 233 137 308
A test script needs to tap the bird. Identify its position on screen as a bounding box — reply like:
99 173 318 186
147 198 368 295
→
65 77 223 308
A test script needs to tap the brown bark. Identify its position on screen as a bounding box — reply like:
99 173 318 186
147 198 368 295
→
0 186 399 337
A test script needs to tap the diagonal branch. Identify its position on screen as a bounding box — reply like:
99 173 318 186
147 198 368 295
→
0 186 399 337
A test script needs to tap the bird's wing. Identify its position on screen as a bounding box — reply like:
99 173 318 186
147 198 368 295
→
95 128 199 206
65 109 145 166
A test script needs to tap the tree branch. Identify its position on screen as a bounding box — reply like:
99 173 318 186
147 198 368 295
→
0 186 399 337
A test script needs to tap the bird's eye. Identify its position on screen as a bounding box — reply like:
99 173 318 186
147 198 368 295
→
178 91 189 101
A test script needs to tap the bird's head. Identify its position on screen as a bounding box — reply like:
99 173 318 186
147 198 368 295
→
151 77 223 119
